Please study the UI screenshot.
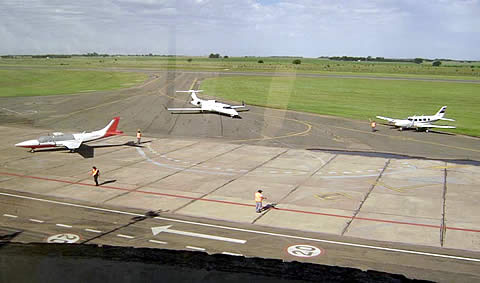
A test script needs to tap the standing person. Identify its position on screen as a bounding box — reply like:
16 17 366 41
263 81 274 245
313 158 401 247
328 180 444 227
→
255 189 266 213
370 120 377 132
136 129 142 144
91 166 100 186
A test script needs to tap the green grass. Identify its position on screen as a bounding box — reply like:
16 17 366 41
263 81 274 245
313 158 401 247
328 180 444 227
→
201 76 480 137
1 56 479 79
0 69 147 97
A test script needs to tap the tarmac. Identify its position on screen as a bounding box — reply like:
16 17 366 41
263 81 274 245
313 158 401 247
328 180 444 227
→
1 69 480 281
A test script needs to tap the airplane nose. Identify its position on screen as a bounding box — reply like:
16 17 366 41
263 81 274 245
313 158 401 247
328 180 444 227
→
15 140 39 147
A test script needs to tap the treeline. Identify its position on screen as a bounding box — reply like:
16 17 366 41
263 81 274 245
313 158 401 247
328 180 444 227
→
327 56 417 63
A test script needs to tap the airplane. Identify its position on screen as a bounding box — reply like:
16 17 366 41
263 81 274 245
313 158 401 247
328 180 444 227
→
167 90 248 118
376 106 456 132
15 117 124 152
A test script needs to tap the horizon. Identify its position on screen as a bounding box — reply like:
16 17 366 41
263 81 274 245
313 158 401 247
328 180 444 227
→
1 0 479 60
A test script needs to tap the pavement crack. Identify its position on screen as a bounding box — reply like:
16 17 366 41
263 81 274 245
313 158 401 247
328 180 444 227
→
251 153 338 224
341 159 391 236
440 163 448 247
173 147 289 214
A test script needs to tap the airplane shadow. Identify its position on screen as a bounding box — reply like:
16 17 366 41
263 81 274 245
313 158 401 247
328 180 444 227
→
30 140 153 159
99 179 116 186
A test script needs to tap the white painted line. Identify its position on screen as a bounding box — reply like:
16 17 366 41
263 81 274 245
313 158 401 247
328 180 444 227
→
222 252 243 257
117 234 135 239
328 172 336 174
355 171 363 173
29 218 44 223
1 192 479 263
56 224 72 228
152 225 246 244
85 228 102 233
148 239 167 245
3 214 18 218
284 171 292 174
186 246 206 251
343 171 352 174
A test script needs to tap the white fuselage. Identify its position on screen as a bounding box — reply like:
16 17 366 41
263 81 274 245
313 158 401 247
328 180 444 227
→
15 117 122 151
192 98 240 117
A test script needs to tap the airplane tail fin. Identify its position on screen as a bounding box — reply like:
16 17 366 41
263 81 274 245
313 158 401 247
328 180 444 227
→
102 117 123 137
435 106 447 118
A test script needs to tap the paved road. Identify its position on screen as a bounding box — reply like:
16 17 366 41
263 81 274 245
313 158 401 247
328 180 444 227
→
0 71 479 161
1 190 479 282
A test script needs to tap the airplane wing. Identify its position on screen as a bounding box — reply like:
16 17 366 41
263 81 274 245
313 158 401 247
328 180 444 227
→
416 123 456 129
59 140 83 150
376 116 397 123
167 108 202 112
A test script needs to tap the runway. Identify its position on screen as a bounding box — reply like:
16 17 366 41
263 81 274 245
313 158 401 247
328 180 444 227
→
1 69 480 282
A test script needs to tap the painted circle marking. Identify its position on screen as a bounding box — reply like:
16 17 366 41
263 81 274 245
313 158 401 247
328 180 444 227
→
47 233 80 243
287 244 323 257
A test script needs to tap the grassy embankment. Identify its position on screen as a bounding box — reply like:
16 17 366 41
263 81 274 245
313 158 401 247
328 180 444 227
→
0 69 147 97
201 76 480 137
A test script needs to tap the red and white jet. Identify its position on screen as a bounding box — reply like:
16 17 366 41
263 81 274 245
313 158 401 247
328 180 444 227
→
15 117 123 152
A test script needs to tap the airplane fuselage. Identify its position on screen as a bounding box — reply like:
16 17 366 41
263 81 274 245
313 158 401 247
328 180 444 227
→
15 117 122 152
194 99 240 118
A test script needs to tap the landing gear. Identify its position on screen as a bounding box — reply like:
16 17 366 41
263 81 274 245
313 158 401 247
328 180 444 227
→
426 129 429 133
399 127 403 131
29 148 35 153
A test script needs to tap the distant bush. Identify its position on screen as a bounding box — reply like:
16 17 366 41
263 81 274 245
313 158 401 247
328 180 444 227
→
414 58 423 64
187 58 192 62
432 61 442 67
258 60 264 63
209 53 220 58
223 56 229 59
292 59 301 64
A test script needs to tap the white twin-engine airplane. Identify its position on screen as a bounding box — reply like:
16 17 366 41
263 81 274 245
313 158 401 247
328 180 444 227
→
15 117 123 152
376 106 455 132
167 90 248 118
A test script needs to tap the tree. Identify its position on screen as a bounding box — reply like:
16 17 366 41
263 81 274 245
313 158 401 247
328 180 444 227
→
187 58 192 62
292 59 301 64
414 58 423 64
223 55 229 59
209 53 220 58
432 60 442 67
258 60 264 63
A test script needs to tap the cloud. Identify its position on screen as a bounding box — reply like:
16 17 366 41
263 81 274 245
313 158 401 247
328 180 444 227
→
0 0 478 59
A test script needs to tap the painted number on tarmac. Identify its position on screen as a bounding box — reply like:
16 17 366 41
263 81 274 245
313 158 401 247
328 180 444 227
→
287 244 323 258
47 233 80 243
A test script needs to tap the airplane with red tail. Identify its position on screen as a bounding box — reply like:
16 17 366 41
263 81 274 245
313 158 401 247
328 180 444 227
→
15 117 123 152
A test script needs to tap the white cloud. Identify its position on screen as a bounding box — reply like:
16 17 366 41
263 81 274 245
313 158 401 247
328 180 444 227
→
0 0 478 59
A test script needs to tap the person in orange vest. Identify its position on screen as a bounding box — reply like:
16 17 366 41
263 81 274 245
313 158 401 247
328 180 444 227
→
136 129 142 144
370 120 377 132
255 189 266 213
91 166 100 186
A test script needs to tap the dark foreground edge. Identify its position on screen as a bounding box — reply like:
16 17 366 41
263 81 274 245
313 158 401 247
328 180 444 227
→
0 242 431 283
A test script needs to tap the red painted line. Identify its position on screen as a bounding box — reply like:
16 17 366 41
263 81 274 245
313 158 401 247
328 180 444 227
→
1 171 479 233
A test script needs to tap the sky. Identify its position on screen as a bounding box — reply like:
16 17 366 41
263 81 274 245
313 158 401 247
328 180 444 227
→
1 0 479 59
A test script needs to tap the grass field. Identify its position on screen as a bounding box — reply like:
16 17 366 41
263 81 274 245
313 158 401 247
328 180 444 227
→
201 76 480 137
0 69 147 97
1 56 479 79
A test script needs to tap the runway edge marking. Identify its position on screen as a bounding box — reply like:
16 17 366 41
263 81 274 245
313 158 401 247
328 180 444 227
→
0 191 478 263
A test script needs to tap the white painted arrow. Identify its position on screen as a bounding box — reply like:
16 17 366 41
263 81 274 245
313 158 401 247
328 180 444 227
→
151 225 246 244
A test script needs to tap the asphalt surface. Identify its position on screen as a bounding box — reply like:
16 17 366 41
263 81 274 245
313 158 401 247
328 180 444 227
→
1 68 480 282
1 190 479 282
0 70 479 161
